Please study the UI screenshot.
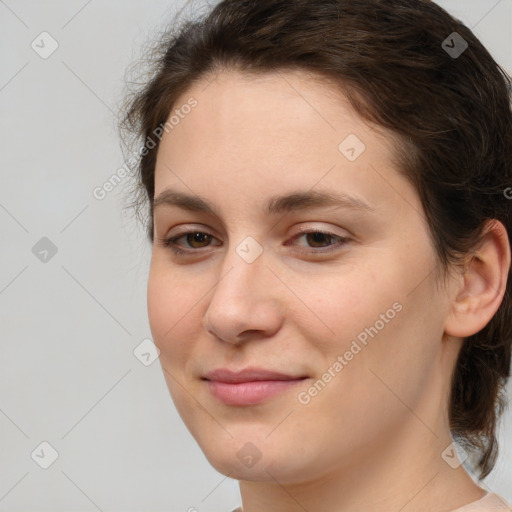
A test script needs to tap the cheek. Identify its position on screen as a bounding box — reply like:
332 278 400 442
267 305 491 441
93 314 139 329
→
288 275 440 456
147 265 203 416
333 265 441 409
287 261 398 354
147 264 198 363
147 267 170 344
294 248 441 386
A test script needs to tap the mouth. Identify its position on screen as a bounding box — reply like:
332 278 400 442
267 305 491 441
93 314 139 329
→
202 367 309 406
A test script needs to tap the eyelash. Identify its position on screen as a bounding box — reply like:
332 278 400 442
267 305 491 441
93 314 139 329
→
156 229 350 256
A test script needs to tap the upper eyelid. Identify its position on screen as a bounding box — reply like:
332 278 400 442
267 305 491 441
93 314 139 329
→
166 225 349 240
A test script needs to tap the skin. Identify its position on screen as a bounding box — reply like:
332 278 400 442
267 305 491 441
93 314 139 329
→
147 68 510 512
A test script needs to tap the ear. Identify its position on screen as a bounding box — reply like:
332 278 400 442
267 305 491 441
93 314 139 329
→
444 219 511 338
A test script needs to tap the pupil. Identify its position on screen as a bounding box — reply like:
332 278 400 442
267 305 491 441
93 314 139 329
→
188 232 209 247
308 232 330 247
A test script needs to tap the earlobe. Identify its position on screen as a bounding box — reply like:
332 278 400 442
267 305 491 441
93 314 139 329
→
444 219 511 339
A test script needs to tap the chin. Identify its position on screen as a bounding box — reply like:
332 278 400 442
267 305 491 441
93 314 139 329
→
191 428 274 477
197 431 314 485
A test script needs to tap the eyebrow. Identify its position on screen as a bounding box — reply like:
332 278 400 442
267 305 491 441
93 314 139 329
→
152 188 375 216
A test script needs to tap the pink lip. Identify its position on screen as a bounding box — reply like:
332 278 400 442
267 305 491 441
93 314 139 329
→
202 368 308 406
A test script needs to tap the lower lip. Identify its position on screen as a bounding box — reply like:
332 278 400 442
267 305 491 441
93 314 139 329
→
206 379 305 406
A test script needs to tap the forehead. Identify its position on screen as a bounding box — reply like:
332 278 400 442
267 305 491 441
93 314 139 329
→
152 67 418 221
156 68 393 166
177 68 369 137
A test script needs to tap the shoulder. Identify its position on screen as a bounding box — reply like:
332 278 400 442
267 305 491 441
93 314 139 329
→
451 492 512 512
229 494 512 512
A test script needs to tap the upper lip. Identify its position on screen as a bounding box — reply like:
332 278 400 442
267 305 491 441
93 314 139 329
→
203 368 308 383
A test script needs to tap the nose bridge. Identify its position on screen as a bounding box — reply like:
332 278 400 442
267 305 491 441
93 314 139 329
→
210 234 268 310
216 232 268 292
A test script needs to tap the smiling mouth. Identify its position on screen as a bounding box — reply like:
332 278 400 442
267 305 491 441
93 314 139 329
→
205 378 307 405
201 368 309 406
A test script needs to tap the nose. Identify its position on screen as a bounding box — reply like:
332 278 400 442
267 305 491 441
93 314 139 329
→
201 239 284 345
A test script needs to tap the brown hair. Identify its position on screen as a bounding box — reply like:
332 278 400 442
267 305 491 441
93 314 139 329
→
120 0 512 479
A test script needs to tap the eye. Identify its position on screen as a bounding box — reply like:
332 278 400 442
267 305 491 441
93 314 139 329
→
156 231 220 255
286 229 349 253
155 228 349 256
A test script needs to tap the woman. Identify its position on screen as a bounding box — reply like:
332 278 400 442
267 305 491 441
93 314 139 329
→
120 0 512 510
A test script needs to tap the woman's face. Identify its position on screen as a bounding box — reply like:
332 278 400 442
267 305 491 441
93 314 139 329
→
147 69 456 483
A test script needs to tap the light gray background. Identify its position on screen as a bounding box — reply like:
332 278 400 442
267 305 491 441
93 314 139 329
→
0 1 511 511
